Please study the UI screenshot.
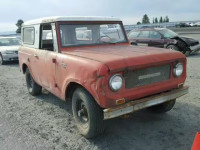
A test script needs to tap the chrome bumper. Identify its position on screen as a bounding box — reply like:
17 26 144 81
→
190 43 200 53
103 86 189 120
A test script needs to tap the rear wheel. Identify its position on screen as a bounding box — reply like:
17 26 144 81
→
148 99 176 113
0 54 4 65
72 87 104 138
25 68 42 96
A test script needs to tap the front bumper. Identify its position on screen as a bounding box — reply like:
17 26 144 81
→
2 53 18 61
103 86 189 120
190 43 200 54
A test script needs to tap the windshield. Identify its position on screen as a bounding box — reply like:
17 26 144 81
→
59 23 127 47
0 38 20 46
159 29 178 39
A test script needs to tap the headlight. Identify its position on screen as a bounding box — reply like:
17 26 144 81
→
5 50 15 54
173 63 183 77
109 74 123 91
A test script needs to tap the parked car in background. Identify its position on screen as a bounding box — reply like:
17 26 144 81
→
194 22 200 27
187 22 195 27
175 23 191 28
128 28 200 56
19 16 188 138
0 37 20 65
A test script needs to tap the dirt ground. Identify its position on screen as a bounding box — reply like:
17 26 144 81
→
0 53 200 150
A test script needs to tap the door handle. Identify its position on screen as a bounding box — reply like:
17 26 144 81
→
34 54 38 58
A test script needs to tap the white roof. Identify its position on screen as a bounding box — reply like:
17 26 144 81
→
23 16 121 26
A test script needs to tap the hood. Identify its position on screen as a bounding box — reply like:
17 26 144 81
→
179 36 199 46
0 45 20 52
63 45 185 71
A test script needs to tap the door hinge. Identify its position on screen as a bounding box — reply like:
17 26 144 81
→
52 58 56 63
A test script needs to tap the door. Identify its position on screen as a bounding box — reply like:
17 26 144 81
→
34 23 58 91
148 31 164 48
136 31 150 46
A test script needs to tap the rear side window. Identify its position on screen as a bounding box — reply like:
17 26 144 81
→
138 31 149 38
149 31 161 39
128 31 140 38
23 27 35 44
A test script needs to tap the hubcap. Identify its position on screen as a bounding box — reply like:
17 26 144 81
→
77 101 88 123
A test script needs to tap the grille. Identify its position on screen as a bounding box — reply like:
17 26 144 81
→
125 64 171 89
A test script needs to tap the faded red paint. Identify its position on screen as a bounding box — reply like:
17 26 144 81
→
19 20 187 109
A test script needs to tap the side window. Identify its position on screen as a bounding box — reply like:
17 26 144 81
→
149 31 161 39
40 24 54 51
138 31 149 38
129 31 140 38
23 27 35 44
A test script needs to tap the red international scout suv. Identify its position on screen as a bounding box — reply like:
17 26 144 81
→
19 16 189 138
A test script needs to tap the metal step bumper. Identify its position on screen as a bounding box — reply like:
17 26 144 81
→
103 86 189 120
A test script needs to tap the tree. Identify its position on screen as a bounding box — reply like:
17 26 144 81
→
159 16 163 23
165 16 169 22
137 21 141 25
16 19 24 33
155 17 158 23
142 14 150 24
153 17 155 24
163 18 166 23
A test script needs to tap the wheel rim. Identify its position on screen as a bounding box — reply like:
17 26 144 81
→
168 46 175 50
168 46 178 51
77 100 89 124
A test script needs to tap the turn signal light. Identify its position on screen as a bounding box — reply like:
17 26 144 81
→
116 98 125 105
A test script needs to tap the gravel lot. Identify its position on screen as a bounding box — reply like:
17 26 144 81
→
0 53 200 149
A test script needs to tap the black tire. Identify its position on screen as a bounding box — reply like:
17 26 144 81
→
0 53 5 65
72 87 104 138
167 45 180 51
25 68 42 96
148 99 176 113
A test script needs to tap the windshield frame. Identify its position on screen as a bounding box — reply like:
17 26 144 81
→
57 21 128 48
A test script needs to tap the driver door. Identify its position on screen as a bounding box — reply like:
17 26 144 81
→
34 23 58 92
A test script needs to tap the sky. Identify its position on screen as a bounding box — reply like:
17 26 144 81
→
0 0 199 32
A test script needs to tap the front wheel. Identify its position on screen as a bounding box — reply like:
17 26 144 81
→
72 88 104 138
25 68 42 96
167 45 180 51
148 99 176 113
